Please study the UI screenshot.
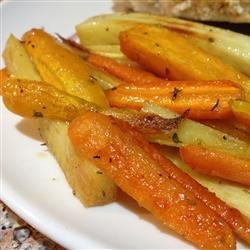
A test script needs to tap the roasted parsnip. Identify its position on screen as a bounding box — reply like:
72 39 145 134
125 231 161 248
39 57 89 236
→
2 34 117 207
76 12 250 76
230 100 250 129
143 103 250 160
119 24 250 100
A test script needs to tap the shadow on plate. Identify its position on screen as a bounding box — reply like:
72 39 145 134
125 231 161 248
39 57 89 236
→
15 118 42 141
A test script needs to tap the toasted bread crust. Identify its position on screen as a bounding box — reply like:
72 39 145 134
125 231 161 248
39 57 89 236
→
113 0 250 23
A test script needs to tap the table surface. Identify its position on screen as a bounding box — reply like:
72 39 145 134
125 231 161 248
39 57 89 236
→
0 201 64 250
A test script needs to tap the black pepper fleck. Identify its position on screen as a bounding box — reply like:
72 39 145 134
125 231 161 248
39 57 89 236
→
243 189 250 194
96 170 103 174
223 135 227 140
33 111 43 118
172 133 182 143
93 155 101 159
208 37 215 43
102 190 106 197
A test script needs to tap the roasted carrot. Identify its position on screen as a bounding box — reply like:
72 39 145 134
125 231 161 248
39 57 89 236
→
88 53 168 85
106 80 241 120
119 25 250 100
230 100 250 129
69 112 235 249
23 29 108 107
0 68 10 95
180 145 250 187
123 123 250 244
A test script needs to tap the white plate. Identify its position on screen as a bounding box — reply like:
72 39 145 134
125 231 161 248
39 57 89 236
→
1 1 244 249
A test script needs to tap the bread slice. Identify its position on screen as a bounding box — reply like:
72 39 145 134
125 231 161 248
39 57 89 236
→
113 0 250 23
38 118 117 207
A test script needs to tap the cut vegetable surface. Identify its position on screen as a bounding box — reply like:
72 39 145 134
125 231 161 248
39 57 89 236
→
39 119 117 206
106 79 241 120
2 78 97 121
133 141 250 243
122 126 250 243
143 103 250 161
180 145 250 187
3 34 41 81
88 53 166 85
2 78 186 135
69 111 235 250
230 100 250 129
23 29 108 107
119 24 250 100
2 34 117 207
77 13 250 77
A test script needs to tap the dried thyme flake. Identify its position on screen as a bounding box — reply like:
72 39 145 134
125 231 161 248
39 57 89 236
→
171 87 182 101
208 37 215 43
210 99 220 111
89 74 97 83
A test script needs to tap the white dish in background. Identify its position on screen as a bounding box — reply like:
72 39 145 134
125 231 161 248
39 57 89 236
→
1 1 245 249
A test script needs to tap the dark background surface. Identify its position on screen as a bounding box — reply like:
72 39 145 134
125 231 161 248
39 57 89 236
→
203 22 250 35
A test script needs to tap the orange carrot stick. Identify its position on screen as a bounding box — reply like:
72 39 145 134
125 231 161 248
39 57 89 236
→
88 53 168 85
123 124 250 244
106 80 241 120
69 112 235 249
119 25 249 85
0 68 10 95
180 145 250 187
